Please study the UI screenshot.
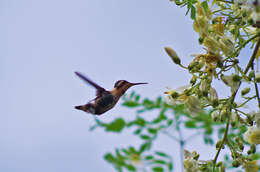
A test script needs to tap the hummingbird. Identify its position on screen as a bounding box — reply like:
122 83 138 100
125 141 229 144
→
74 72 148 115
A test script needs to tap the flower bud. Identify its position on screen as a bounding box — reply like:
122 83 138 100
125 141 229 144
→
239 144 244 151
250 144 256 153
211 111 219 121
164 47 181 65
192 151 200 160
216 140 222 149
241 87 250 96
255 72 260 83
170 91 179 99
248 70 255 79
243 160 258 172
216 161 223 167
232 160 241 167
232 74 241 82
190 75 197 85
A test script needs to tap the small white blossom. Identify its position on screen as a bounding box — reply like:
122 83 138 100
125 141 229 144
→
230 112 238 122
185 96 202 116
221 74 240 93
252 111 260 127
244 126 260 144
183 150 200 172
164 85 190 105
255 72 260 82
211 111 219 121
209 87 218 101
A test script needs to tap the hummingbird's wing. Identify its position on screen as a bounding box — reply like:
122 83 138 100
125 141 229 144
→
75 72 106 97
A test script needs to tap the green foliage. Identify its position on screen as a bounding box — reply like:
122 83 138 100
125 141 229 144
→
91 91 227 171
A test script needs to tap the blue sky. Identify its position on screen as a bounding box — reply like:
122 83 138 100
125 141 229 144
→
1 0 253 172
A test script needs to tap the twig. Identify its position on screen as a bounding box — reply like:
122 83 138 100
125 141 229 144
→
185 132 202 142
250 60 260 109
162 130 179 142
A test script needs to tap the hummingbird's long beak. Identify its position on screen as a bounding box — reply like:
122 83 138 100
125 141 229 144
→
130 82 148 86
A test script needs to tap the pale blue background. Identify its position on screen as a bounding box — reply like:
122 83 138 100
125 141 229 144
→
1 0 252 172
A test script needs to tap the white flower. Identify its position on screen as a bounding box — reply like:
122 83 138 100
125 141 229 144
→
199 80 209 93
185 96 202 116
209 87 218 101
230 112 238 122
221 74 240 93
251 10 260 22
219 36 235 56
244 126 260 144
242 160 259 172
255 72 260 82
244 26 258 35
211 111 219 121
183 150 200 172
183 158 200 172
164 85 190 105
252 111 260 127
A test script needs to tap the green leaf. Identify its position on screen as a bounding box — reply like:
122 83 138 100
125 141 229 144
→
129 91 135 99
249 153 260 160
152 166 164 172
129 146 137 154
148 128 158 134
201 1 208 13
156 97 162 106
153 159 167 164
185 120 196 128
106 118 126 132
104 153 115 162
167 119 173 126
125 164 136 171
155 151 170 158
134 128 142 135
145 155 154 160
122 101 139 107
140 135 151 140
135 95 140 101
139 142 151 153
190 5 196 20
136 117 146 126
122 148 130 155
205 127 213 135
168 162 173 170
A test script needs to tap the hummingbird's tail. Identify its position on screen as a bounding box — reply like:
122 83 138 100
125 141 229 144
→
75 105 84 110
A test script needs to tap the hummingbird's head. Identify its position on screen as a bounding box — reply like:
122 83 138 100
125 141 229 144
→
114 80 148 93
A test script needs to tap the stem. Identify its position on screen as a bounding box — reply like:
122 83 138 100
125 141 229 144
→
254 82 260 109
174 116 184 172
216 0 233 4
179 64 188 69
177 128 185 172
162 130 179 142
235 109 250 118
213 117 230 170
185 132 202 142
213 37 260 170
237 96 257 108
250 61 260 109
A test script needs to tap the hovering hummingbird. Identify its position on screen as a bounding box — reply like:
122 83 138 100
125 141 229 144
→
74 72 148 115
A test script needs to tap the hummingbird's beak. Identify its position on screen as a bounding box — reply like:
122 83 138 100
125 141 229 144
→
130 82 148 86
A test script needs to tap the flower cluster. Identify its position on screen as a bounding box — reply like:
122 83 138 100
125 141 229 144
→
183 150 200 172
164 85 202 116
165 0 260 171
